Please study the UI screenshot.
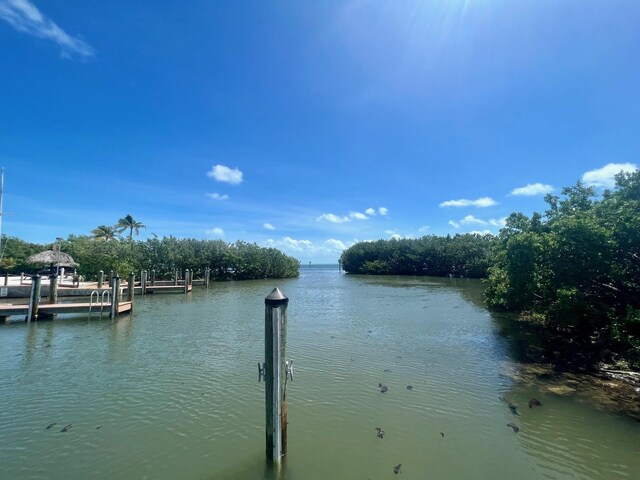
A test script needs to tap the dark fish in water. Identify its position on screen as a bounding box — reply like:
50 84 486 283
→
528 398 542 408
384 369 391 373
375 426 383 433
377 430 385 439
440 432 445 438
60 424 73 433
507 422 519 433
96 426 101 429
378 383 388 393
46 423 57 430
393 464 402 474
406 385 413 391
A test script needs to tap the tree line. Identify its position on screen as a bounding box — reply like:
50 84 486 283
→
1 232 300 281
340 233 496 278
340 171 639 368
485 172 640 368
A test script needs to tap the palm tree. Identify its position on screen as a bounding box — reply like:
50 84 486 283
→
115 214 146 240
91 225 119 241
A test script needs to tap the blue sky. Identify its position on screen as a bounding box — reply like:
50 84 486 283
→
1 0 639 263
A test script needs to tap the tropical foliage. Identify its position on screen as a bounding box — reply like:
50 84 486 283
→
2 235 299 280
485 172 640 368
115 214 146 239
340 234 496 278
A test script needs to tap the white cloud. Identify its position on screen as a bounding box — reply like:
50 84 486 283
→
206 192 229 200
325 239 347 250
263 223 275 230
489 218 507 227
510 183 554 196
378 207 388 215
206 227 224 237
469 230 492 235
452 215 506 228
389 233 402 240
317 213 350 223
349 211 369 220
207 164 243 185
0 0 94 58
439 197 498 208
384 229 396 235
582 163 638 188
265 237 354 258
365 208 376 216
418 226 430 233
460 215 487 225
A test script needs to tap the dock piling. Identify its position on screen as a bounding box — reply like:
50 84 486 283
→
205 267 210 288
128 273 135 302
49 274 58 304
151 269 156 286
184 269 189 293
98 270 104 289
264 287 289 466
26 274 42 322
110 276 120 318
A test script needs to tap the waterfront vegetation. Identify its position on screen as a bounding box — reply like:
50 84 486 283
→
341 171 640 369
0 235 300 280
486 171 640 369
340 233 496 278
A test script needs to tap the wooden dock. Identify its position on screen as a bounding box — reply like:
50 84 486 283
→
0 301 132 321
145 284 192 294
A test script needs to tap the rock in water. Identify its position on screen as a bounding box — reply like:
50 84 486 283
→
507 422 520 433
60 424 73 433
529 398 542 408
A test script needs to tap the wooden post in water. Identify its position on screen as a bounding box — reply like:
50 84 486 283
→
48 274 58 304
141 270 147 295
174 269 178 286
98 270 104 289
151 269 156 286
20 272 24 284
109 270 114 287
26 274 42 322
4 272 8 286
110 276 120 318
128 273 135 302
264 287 289 466
205 267 210 288
184 269 189 293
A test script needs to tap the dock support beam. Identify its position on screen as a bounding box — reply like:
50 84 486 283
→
184 269 189 293
264 287 289 467
98 270 104 289
174 269 178 286
141 270 147 295
205 267 210 288
49 274 58 304
4 272 8 286
110 276 120 318
26 274 42 322
151 269 156 286
128 273 135 302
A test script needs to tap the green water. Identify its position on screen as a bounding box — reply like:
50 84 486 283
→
1 266 638 479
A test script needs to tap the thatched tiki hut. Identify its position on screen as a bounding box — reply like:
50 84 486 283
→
27 249 79 275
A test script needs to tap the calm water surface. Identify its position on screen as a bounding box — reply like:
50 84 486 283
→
1 265 638 479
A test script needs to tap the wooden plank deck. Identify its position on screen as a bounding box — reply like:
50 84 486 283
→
0 301 132 318
145 284 192 293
